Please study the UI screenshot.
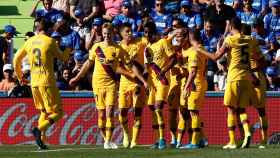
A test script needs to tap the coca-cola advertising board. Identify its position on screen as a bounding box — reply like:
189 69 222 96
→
0 96 280 145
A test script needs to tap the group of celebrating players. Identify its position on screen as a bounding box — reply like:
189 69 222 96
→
12 14 268 150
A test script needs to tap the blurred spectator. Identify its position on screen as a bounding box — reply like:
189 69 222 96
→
204 0 236 34
263 33 279 66
71 8 90 39
263 0 280 34
251 0 269 17
0 64 16 91
214 57 227 91
200 19 221 90
8 64 32 97
57 67 72 90
103 0 124 21
177 0 203 31
54 16 81 51
266 66 280 90
72 50 87 74
237 0 258 25
70 0 99 26
0 28 8 80
2 25 17 64
85 18 103 50
30 0 64 24
251 18 268 53
112 1 140 34
165 0 180 14
224 0 241 10
52 0 70 13
192 0 207 14
150 0 173 35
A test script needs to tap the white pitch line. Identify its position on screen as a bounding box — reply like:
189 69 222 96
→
1 147 96 153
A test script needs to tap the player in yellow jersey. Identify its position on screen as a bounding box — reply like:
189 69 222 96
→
69 23 140 149
143 21 176 150
237 24 268 149
179 30 208 149
167 28 193 148
195 18 262 149
13 18 70 150
118 23 149 148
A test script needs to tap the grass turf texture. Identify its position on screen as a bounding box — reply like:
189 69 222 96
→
0 145 279 158
0 0 39 49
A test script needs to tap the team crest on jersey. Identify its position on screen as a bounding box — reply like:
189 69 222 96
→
112 52 116 57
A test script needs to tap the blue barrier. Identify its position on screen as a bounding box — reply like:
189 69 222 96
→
1 91 280 98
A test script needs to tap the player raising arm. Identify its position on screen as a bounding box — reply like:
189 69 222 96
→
144 20 176 150
13 18 70 150
194 17 262 149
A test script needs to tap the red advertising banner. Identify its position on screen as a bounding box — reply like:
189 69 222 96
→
0 97 280 145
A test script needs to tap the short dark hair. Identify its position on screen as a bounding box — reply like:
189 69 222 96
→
25 31 35 37
230 17 242 31
120 22 132 32
189 29 202 43
143 20 157 33
252 18 264 28
241 24 251 35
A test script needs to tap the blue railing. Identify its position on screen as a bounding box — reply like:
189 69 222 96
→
1 91 280 98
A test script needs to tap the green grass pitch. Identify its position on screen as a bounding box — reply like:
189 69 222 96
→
0 145 279 158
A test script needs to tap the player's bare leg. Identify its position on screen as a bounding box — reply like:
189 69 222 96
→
130 107 143 148
169 108 178 147
97 109 106 141
257 108 268 148
223 107 237 149
119 108 130 148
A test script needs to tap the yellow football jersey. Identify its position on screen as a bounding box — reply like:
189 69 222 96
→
249 38 264 70
145 38 175 80
89 41 127 88
184 46 207 83
119 37 147 86
13 34 70 87
224 33 254 82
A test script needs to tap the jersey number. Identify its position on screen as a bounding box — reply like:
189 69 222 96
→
241 45 249 64
32 48 42 67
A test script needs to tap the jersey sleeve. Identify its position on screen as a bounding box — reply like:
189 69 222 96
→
49 39 69 61
189 50 198 68
89 43 98 61
162 39 175 57
195 14 203 28
13 43 28 81
224 35 232 48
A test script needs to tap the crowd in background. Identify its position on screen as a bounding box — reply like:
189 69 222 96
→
0 0 280 96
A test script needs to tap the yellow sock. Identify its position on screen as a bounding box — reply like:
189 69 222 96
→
131 116 141 145
229 130 236 145
177 116 186 143
227 113 236 144
155 109 164 139
105 117 113 143
191 115 201 145
38 111 63 131
240 113 250 136
259 116 268 143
